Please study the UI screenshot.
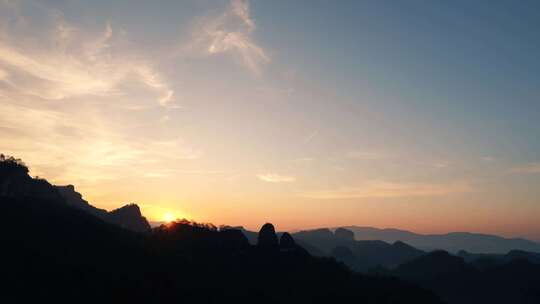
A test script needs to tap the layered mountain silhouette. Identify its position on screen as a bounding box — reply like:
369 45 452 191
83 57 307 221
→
291 228 425 271
234 225 540 303
1 155 442 303
237 226 425 271
342 226 540 254
3 154 540 303
238 225 540 273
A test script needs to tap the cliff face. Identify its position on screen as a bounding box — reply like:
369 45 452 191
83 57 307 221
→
55 185 108 218
55 185 151 233
108 204 151 233
1 160 150 233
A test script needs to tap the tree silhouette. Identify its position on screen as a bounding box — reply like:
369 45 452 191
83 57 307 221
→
0 153 29 174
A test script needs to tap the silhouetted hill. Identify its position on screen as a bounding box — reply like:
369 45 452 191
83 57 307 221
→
56 184 150 232
2 196 149 303
0 197 443 303
394 250 476 281
344 226 540 253
55 184 109 217
457 249 540 267
223 225 260 244
0 154 150 232
0 155 64 201
388 250 540 304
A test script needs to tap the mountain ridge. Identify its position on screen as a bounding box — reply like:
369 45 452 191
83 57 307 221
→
0 155 150 232
342 225 540 254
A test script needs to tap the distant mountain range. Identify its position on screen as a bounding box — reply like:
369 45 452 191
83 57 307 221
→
291 228 426 271
342 226 540 254
228 226 540 256
237 225 540 276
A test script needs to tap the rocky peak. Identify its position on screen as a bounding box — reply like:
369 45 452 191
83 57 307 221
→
55 184 108 218
257 223 278 248
110 203 142 217
108 204 151 233
56 185 87 206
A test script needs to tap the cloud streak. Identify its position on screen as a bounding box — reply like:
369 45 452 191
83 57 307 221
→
257 173 296 183
186 0 269 75
0 5 174 106
299 180 472 199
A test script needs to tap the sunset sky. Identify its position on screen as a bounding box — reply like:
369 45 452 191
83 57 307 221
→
1 0 539 240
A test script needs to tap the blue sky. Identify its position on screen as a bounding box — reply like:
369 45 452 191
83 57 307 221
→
1 0 539 239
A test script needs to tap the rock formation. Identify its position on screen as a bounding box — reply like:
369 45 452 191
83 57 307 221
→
257 223 279 249
109 204 151 233
335 227 355 241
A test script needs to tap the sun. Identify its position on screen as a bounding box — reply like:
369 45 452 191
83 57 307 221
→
163 212 176 223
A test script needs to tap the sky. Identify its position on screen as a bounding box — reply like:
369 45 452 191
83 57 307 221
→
1 0 540 240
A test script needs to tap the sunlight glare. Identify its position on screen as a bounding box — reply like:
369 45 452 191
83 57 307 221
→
163 212 176 223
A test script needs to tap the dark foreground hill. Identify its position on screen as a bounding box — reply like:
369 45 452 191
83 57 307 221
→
0 155 442 304
388 250 540 304
0 154 150 232
0 196 442 303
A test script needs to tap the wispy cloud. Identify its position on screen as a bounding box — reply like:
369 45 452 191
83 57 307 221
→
511 162 540 174
0 5 174 106
257 173 296 183
299 180 472 199
185 0 269 75
0 103 200 185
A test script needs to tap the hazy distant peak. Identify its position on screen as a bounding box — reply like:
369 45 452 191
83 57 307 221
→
335 228 355 241
343 226 540 254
